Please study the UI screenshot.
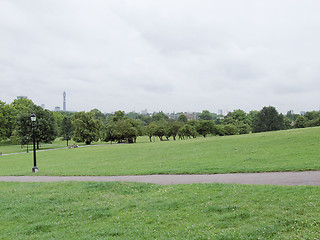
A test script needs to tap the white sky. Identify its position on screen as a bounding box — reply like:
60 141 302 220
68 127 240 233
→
1 0 320 114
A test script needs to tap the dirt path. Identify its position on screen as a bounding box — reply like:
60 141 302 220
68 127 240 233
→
0 171 319 186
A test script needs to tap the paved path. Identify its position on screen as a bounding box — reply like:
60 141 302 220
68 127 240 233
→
0 171 319 186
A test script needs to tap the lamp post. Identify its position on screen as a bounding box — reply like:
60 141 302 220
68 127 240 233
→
31 113 38 173
26 137 29 153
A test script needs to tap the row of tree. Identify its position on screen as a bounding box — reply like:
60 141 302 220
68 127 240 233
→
1 98 320 147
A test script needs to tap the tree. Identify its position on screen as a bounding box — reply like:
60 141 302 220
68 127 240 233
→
196 120 215 137
167 121 183 140
304 111 320 121
253 106 283 133
178 124 197 139
90 109 107 124
199 110 213 120
152 112 169 122
145 122 157 142
153 120 167 141
177 114 188 123
223 124 238 135
60 116 74 146
226 109 252 125
104 111 143 143
0 101 16 140
73 111 102 144
294 115 306 128
15 106 57 149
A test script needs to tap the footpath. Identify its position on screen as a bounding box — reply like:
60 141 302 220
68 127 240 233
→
0 171 319 186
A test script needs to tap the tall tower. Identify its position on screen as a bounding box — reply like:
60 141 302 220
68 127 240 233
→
63 91 66 111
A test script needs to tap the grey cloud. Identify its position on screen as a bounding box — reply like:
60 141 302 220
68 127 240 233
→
1 0 320 113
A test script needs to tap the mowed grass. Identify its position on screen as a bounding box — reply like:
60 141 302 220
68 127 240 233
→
1 127 320 176
1 182 319 239
0 139 105 154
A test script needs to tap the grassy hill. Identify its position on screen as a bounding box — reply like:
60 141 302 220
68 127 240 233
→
1 127 319 176
1 128 320 239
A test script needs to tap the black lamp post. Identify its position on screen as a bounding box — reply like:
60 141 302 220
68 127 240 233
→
31 113 38 173
26 137 29 153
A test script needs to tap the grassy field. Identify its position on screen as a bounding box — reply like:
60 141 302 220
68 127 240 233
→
0 127 320 176
1 128 320 239
0 138 105 154
1 182 319 239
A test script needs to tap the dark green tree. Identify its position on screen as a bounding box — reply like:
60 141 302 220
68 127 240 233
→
152 112 169 122
196 120 215 137
15 106 57 149
153 120 167 141
253 106 284 133
199 110 213 120
145 122 157 142
60 116 74 146
73 111 102 145
294 115 306 128
104 111 143 143
0 101 16 140
178 124 197 139
167 121 183 140
177 114 188 123
90 109 107 124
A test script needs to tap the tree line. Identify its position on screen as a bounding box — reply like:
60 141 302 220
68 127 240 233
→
1 98 320 147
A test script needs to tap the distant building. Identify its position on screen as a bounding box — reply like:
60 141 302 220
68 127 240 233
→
300 111 306 115
141 109 148 115
17 96 28 100
41 104 45 109
63 91 66 111
55 106 61 111
218 109 223 116
184 112 198 120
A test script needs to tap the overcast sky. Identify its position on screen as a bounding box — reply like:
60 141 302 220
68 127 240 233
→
1 0 320 114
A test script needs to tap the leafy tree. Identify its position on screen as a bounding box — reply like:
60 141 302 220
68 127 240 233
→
15 106 57 149
52 111 64 137
238 123 251 134
196 120 215 137
73 111 102 144
304 111 320 121
104 111 143 143
0 101 16 140
152 112 169 122
60 116 74 146
90 109 107 124
226 109 252 125
283 117 294 130
199 110 213 120
178 124 197 139
286 110 299 122
306 118 320 127
223 124 239 135
145 122 157 142
253 106 284 133
177 114 188 123
248 110 259 128
294 115 306 128
11 98 35 112
167 121 183 140
153 120 167 141
126 112 140 119
215 125 226 136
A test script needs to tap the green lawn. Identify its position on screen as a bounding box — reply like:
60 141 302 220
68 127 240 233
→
1 127 320 176
0 182 319 239
0 138 106 154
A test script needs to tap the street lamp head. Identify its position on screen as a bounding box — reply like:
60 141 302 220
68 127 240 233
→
31 113 36 122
